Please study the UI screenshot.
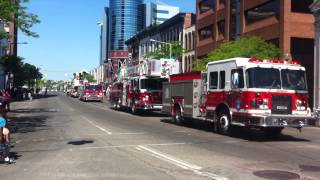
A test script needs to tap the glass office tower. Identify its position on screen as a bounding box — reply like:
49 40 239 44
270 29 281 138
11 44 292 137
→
109 0 144 50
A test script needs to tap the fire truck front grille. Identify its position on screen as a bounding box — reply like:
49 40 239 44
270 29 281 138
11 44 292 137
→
151 92 161 102
152 96 161 102
271 95 292 115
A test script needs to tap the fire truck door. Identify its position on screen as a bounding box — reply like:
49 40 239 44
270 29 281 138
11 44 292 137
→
231 69 244 111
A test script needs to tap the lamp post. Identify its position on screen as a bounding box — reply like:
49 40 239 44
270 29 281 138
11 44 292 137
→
150 39 173 59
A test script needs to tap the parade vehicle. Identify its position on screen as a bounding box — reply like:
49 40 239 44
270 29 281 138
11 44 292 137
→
162 57 313 136
110 58 179 113
79 83 103 102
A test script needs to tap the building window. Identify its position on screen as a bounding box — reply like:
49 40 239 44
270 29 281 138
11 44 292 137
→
217 20 225 39
155 10 169 14
209 71 218 89
219 0 226 8
230 0 240 40
245 0 280 25
199 0 215 14
199 26 213 40
291 0 313 14
157 18 168 22
219 71 225 89
188 33 192 50
192 31 195 50
266 38 280 48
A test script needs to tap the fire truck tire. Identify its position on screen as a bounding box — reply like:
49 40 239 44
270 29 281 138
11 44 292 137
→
216 111 232 135
112 102 117 110
174 106 183 125
131 100 139 114
263 127 283 137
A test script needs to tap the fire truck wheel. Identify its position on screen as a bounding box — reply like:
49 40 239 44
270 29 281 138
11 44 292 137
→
217 111 231 135
113 102 118 110
131 101 139 114
174 106 183 125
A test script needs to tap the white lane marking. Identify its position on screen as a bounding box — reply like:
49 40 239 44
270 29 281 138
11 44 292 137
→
69 142 189 151
136 145 201 170
113 132 146 135
136 145 228 180
81 116 112 135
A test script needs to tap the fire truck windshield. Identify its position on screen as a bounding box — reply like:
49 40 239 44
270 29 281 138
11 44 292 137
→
140 79 166 91
281 69 307 90
246 67 281 89
246 68 307 90
85 85 102 90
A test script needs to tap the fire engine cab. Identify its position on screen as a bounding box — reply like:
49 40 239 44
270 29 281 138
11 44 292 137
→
110 58 179 114
162 57 313 135
79 82 103 102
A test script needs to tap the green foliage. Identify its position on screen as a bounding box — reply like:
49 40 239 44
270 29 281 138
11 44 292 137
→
144 41 184 59
0 55 42 87
84 73 95 83
0 0 40 38
195 37 281 71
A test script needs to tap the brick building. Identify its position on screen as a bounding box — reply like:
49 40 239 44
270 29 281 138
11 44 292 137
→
196 0 315 107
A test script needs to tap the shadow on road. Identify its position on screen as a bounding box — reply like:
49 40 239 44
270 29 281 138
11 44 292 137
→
67 140 94 146
8 115 49 134
33 94 57 100
10 108 58 114
160 118 310 142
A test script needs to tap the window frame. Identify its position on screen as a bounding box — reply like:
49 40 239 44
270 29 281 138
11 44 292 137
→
209 71 219 90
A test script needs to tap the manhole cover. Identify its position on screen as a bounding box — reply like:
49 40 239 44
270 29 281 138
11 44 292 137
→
253 170 300 180
300 165 320 172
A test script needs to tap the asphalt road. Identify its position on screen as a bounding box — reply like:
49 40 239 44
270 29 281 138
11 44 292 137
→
0 93 320 180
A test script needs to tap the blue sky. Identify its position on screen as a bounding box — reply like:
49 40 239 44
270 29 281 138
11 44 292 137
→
18 0 195 80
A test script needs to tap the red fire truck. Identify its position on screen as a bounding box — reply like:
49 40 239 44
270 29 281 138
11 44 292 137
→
110 58 179 113
79 83 103 102
162 57 313 135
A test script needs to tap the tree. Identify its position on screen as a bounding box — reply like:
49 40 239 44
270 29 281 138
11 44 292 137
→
22 63 42 87
195 37 281 71
84 73 95 83
144 41 184 59
0 0 40 39
0 55 42 87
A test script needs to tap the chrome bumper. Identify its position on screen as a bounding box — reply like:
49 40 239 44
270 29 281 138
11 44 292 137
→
247 114 316 128
139 104 163 111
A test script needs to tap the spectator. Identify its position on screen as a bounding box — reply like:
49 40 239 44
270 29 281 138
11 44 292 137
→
0 107 12 163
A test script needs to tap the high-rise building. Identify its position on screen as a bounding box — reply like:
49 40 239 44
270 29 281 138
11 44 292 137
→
100 7 109 65
145 2 180 27
109 0 144 51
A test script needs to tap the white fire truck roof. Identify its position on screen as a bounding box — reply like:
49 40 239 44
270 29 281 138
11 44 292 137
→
207 57 305 70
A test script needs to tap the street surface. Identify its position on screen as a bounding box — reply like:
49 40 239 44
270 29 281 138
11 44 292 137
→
0 93 320 180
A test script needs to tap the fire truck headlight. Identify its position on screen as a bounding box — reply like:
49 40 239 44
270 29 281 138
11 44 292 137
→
142 95 149 102
296 99 306 111
258 98 268 109
296 99 302 106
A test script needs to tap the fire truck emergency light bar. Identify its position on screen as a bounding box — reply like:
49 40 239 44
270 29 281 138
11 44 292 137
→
248 58 301 65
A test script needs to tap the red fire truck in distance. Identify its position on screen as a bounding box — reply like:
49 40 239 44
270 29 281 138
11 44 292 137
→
162 57 313 135
110 58 179 114
79 82 103 102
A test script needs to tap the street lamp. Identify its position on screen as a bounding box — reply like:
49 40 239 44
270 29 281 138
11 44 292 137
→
150 39 173 59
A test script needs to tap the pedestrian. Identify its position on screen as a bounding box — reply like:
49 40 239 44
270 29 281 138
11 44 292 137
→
0 108 13 163
28 90 33 101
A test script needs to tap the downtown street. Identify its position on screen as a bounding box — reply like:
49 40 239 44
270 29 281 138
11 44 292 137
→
0 93 319 180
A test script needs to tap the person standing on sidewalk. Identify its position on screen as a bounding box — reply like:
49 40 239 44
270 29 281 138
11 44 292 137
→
0 109 12 163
